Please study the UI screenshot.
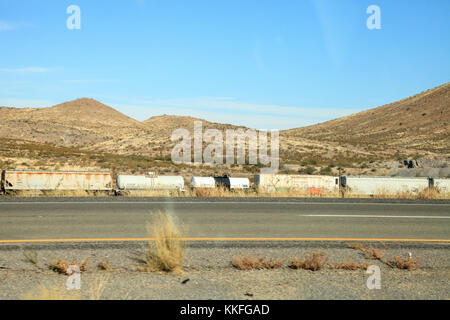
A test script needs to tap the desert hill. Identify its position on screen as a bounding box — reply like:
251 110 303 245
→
0 83 449 176
0 98 142 128
143 114 248 136
284 82 450 157
0 98 151 151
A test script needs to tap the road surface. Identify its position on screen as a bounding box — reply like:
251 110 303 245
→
0 198 449 242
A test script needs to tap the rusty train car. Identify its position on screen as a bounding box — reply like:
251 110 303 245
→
0 170 113 193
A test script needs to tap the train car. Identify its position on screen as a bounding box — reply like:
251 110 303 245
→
433 178 450 193
344 176 429 196
190 177 215 189
1 170 112 192
229 178 250 190
116 174 184 191
254 174 339 194
213 176 250 190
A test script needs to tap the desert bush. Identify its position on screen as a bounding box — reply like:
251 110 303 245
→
140 211 186 274
49 258 89 274
387 255 420 270
288 252 328 271
364 246 385 260
329 261 369 270
97 261 113 271
232 256 284 270
319 166 333 175
298 166 316 175
23 250 38 265
347 242 367 252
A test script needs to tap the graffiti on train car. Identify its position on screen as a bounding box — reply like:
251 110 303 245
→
1 170 112 191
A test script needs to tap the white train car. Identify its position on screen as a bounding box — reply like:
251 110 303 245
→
229 178 250 190
190 177 215 189
116 174 184 191
1 170 112 191
433 178 450 193
345 176 429 196
254 174 339 194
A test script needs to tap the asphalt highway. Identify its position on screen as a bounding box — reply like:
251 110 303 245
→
0 198 449 242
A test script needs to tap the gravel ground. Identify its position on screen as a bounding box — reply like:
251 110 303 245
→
0 241 448 300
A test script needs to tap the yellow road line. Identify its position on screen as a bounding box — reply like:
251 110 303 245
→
0 237 450 243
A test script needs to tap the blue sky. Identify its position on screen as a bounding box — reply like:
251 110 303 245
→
0 0 449 129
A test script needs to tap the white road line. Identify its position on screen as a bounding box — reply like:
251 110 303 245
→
300 214 450 219
0 201 449 206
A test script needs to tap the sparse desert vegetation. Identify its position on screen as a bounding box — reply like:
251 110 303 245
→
232 256 284 270
347 242 420 270
329 261 370 271
97 261 113 271
0 239 434 300
23 250 38 266
49 258 89 274
139 211 186 274
21 282 81 300
387 255 420 270
288 252 328 271
1 83 449 187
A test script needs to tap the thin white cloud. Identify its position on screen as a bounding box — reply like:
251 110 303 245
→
0 21 14 31
107 97 354 130
113 97 352 118
0 67 52 73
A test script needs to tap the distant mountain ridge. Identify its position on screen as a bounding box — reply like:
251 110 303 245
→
284 82 450 156
0 82 449 162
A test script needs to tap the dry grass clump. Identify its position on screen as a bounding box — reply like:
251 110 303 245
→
21 283 81 300
387 255 420 270
364 246 385 260
347 242 419 270
372 188 444 200
347 242 367 252
288 252 328 271
23 250 38 265
347 242 386 260
87 274 110 300
97 261 113 271
192 186 236 197
232 256 284 270
49 258 89 274
329 260 369 270
140 211 186 274
21 274 111 300
417 188 440 200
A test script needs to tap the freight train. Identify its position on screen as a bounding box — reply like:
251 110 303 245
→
0 169 448 197
0 170 112 194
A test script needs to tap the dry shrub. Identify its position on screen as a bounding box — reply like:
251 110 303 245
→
232 256 284 270
348 243 385 261
329 261 369 270
21 274 110 300
347 242 367 252
23 250 38 265
140 211 186 274
21 283 81 300
288 252 328 271
417 188 439 200
388 255 420 270
193 186 231 197
97 261 112 271
49 258 89 274
372 187 443 200
365 246 385 260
